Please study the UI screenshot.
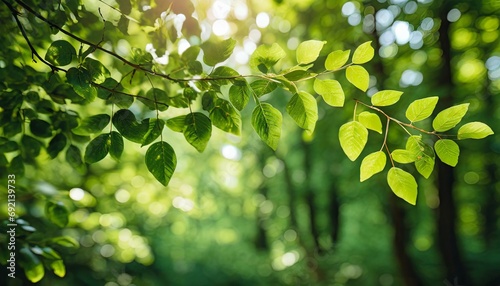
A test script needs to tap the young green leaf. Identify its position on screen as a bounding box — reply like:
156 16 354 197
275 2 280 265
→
84 133 110 163
457 122 494 140
30 119 53 138
249 43 286 72
201 38 237 66
387 167 418 205
51 236 79 248
166 115 187 132
250 80 278 97
360 151 386 182
432 103 469 132
405 96 439 123
72 114 110 136
229 79 251 111
286 91 318 132
45 40 76 66
434 139 459 167
112 109 149 143
142 119 165 146
209 98 241 135
19 247 45 283
50 260 66 278
296 40 325 64
313 78 345 107
371 90 404 107
45 201 69 228
391 149 415 164
82 58 110 84
352 41 374 64
139 88 169 111
406 136 435 179
184 112 212 152
358 111 382 134
339 121 368 161
325 50 350 71
346 65 369 92
47 133 67 159
109 131 124 161
252 102 282 150
145 141 177 186
66 67 97 101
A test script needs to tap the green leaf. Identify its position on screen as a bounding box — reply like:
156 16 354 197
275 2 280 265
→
142 119 165 146
109 131 124 161
296 40 325 64
82 58 110 84
313 79 344 107
118 15 129 35
434 139 460 167
30 119 53 138
210 66 239 86
50 260 66 278
358 111 382 134
360 151 386 182
47 133 67 159
371 90 404 107
286 91 318 132
391 149 415 164
84 133 110 163
339 121 368 161
387 167 418 205
432 103 469 132
201 38 237 66
406 136 435 179
112 109 149 143
346 65 369 92
249 43 286 72
72 114 110 136
252 102 282 150
45 40 76 66
181 46 201 62
145 141 177 186
51 236 79 248
66 67 97 101
45 201 69 228
405 96 439 123
19 247 45 283
0 138 19 153
139 88 169 111
21 135 43 159
97 78 133 108
325 50 350 71
352 41 374 64
229 79 250 111
209 98 242 135
166 115 187 132
457 122 494 140
9 155 24 177
184 112 212 152
250 80 278 97
66 145 83 169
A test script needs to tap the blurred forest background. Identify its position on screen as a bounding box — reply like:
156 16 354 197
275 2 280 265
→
1 0 500 285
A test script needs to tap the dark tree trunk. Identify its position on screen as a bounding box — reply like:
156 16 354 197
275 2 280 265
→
328 184 340 245
302 140 322 254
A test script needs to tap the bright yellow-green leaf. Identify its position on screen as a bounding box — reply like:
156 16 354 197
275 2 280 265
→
286 91 318 132
371 90 404 106
19 247 45 283
387 167 418 205
339 121 368 161
352 41 374 64
434 139 460 167
457 122 494 140
50 260 66 277
358 111 382 134
346 65 369 92
405 96 439 123
249 43 286 72
406 136 435 179
296 40 326 64
313 78 344 107
432 103 469 132
391 149 415 164
360 151 386 182
325 50 350 71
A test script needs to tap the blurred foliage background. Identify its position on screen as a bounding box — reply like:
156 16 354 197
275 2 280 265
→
1 0 500 285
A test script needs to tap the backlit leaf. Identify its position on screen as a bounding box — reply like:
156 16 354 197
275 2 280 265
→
360 151 386 182
229 79 250 111
66 67 97 101
391 149 415 164
249 43 286 72
387 167 418 205
66 145 83 169
82 58 110 84
346 65 369 92
296 40 325 64
358 111 382 134
84 133 110 163
201 38 237 66
142 119 165 146
432 103 469 132
252 102 282 150
325 50 350 71
72 114 110 136
434 139 459 167
339 121 368 161
371 90 404 107
209 98 241 135
45 201 69 228
250 80 278 97
286 91 318 132
139 88 169 111
406 136 435 179
109 131 124 161
184 112 212 152
405 96 439 123
313 78 344 107
45 40 76 66
145 141 177 186
166 115 187 132
19 247 45 283
352 41 374 64
457 122 494 140
50 260 66 278
112 109 149 143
